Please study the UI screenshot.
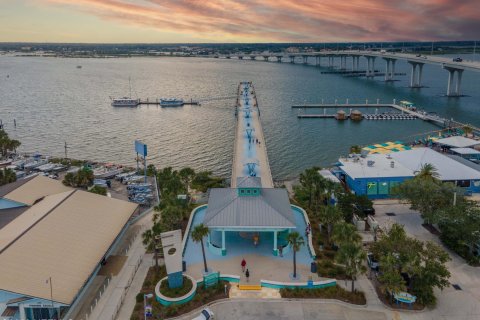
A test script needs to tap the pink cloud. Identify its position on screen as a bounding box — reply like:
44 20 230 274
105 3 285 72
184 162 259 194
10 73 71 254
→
41 0 480 42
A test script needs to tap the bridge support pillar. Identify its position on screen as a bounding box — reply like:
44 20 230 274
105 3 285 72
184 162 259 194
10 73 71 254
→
383 58 397 81
276 56 282 62
444 67 464 97
408 61 425 88
315 56 320 66
263 56 269 62
365 56 376 77
340 56 346 70
328 56 333 68
238 56 243 60
290 56 295 63
302 55 308 64
250 56 256 60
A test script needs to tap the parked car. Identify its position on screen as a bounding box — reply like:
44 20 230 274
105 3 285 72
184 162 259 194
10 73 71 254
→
367 253 379 271
415 54 421 57
192 308 214 320
453 57 463 62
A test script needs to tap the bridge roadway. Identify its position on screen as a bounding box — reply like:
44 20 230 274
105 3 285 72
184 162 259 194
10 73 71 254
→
231 82 274 188
213 50 480 97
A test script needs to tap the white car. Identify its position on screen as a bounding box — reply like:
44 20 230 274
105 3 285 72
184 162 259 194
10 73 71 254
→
192 308 214 320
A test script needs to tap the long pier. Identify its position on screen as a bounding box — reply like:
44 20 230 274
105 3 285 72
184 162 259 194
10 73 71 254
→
137 99 200 106
231 82 274 188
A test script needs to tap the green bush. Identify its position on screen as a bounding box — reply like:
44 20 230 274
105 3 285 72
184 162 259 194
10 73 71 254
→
135 293 144 303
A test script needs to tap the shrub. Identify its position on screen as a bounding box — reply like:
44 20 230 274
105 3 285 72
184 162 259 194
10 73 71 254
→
135 293 144 303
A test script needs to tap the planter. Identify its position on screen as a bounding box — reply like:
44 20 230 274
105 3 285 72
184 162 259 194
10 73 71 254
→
155 274 197 306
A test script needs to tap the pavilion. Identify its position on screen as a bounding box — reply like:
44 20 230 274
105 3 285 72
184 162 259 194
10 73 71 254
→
202 177 296 256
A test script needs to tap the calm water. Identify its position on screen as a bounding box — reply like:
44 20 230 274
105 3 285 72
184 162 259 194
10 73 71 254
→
1 54 479 180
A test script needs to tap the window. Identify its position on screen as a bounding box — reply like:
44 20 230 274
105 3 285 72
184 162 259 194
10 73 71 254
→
367 181 377 195
378 181 389 195
240 190 245 194
456 180 471 188
247 190 251 194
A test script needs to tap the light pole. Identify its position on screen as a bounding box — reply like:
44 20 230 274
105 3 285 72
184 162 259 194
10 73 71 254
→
144 293 153 320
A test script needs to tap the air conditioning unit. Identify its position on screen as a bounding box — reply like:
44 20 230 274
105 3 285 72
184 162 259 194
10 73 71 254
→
367 160 375 167
390 161 395 168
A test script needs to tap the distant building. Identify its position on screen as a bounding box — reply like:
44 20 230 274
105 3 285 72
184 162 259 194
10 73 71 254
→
0 175 137 320
337 148 480 198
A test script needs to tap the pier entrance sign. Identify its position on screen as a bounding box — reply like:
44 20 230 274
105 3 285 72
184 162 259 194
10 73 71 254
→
135 140 147 182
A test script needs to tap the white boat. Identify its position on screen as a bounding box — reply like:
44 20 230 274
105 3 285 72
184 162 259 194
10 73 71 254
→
0 159 13 168
93 167 123 179
24 159 48 170
37 163 57 172
112 77 139 107
160 98 184 107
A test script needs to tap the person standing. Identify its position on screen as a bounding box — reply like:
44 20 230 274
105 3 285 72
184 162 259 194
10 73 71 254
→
245 269 250 283
241 258 246 273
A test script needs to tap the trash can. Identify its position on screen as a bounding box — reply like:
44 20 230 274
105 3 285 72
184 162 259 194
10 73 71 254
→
310 261 317 273
182 260 186 272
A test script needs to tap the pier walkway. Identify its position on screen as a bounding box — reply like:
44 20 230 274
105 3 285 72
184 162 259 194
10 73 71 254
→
231 82 273 188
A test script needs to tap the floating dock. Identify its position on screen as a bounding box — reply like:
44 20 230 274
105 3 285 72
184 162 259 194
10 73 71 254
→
231 82 274 188
137 99 200 106
293 102 479 131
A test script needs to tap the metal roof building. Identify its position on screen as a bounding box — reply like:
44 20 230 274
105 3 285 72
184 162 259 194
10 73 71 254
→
435 136 480 148
0 175 137 320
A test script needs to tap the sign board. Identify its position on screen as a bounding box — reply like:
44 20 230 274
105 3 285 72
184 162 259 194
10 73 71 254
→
203 272 220 288
135 140 148 157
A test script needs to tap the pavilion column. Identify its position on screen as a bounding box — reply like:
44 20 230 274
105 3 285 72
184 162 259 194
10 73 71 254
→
221 230 226 256
273 230 278 256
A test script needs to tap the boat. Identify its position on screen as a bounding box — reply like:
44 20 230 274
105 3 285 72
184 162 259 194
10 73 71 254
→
160 98 184 107
93 167 123 179
111 97 139 107
112 77 139 107
37 163 57 172
23 159 48 170
0 159 13 168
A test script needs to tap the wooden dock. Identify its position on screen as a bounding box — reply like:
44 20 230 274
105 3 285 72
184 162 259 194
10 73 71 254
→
138 99 200 106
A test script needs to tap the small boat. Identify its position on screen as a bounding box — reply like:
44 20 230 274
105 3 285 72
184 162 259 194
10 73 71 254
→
24 159 48 170
93 167 123 179
112 77 139 107
0 159 13 168
160 98 184 107
111 97 139 107
37 163 57 172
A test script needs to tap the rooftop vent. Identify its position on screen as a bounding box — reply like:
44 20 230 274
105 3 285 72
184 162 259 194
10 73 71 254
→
390 161 395 168
367 160 375 167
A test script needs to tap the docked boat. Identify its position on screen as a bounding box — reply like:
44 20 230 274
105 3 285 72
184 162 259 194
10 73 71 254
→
111 77 139 107
111 97 139 107
37 163 57 172
160 98 184 107
23 159 48 170
0 159 13 168
93 167 123 179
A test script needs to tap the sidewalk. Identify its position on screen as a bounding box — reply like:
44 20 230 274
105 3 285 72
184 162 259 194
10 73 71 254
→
88 212 153 320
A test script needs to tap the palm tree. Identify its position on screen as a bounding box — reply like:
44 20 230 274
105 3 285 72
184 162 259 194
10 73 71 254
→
415 163 440 181
350 145 362 154
317 205 343 244
463 125 473 137
287 232 305 279
299 167 320 209
335 243 367 292
192 224 210 273
331 222 361 247
179 167 195 193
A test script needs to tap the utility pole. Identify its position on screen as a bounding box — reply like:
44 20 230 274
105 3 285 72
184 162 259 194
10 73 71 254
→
64 141 69 160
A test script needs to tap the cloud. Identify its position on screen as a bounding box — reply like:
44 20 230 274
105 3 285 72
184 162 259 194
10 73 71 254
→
39 0 480 42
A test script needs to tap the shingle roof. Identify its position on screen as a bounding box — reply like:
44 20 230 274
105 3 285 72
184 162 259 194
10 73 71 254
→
203 188 295 228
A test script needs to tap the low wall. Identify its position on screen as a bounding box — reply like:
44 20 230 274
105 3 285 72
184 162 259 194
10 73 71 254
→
155 274 198 306
182 204 207 256
260 279 336 290
291 205 316 259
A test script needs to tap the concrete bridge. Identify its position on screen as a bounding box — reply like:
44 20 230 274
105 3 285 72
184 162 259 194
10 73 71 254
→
215 51 480 97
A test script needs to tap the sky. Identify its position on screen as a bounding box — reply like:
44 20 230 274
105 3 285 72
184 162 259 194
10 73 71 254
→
0 0 479 43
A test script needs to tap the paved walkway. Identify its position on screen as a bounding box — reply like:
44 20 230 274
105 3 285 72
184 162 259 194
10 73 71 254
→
231 82 273 188
84 211 153 320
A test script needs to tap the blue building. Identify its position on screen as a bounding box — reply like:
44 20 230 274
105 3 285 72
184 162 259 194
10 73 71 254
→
337 148 480 199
